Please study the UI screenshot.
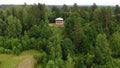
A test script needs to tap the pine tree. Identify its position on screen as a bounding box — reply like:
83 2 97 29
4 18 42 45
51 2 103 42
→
94 34 111 65
111 32 120 58
72 3 79 12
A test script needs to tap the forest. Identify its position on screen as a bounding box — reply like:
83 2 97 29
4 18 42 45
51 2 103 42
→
0 3 120 68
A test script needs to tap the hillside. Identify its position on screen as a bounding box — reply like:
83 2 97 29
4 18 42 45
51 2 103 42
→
0 3 120 68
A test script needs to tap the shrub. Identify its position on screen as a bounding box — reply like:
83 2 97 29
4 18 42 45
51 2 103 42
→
34 54 41 64
34 52 47 66
0 47 4 53
4 49 12 54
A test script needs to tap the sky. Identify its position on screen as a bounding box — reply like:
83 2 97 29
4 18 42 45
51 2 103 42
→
0 0 120 6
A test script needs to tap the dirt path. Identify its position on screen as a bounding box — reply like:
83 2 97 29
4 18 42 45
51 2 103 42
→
16 58 34 68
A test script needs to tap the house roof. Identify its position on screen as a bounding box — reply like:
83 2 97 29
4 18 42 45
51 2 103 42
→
55 18 63 21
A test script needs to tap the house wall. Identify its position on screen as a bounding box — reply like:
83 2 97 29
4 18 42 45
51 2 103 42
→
55 20 63 24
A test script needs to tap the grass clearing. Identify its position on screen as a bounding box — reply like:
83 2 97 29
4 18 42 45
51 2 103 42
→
0 50 40 68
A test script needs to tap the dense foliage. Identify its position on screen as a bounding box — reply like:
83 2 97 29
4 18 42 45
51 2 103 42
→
0 3 120 68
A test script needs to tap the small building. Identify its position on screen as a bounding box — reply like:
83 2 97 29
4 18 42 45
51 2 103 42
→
55 18 64 24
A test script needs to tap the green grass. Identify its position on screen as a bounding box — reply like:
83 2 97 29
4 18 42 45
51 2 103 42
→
37 64 43 68
0 50 40 68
